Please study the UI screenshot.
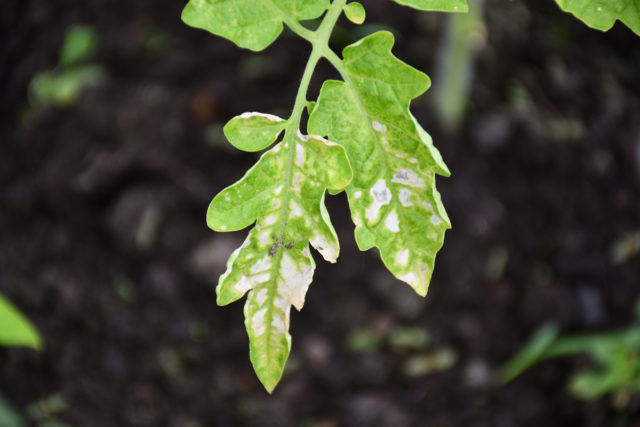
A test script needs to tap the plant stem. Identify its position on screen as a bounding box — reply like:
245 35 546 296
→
285 0 347 132
264 0 316 40
278 0 347 239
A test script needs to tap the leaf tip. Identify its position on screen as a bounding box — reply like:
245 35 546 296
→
31 334 44 351
261 377 278 394
397 270 430 297
215 289 234 307
252 360 287 394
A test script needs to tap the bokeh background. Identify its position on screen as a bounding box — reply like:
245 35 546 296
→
1 0 640 425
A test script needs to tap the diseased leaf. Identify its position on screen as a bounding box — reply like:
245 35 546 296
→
223 112 288 152
186 0 455 394
0 293 42 350
208 130 351 391
554 0 640 35
392 0 468 13
309 31 451 297
181 0 330 51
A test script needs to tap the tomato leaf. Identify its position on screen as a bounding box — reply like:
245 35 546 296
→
309 31 451 296
208 130 352 391
554 0 640 35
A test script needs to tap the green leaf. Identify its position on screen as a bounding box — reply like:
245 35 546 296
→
499 321 640 400
554 0 640 35
223 112 288 152
309 31 451 296
181 0 330 51
391 0 468 13
0 393 26 427
0 293 42 350
208 130 352 391
344 2 366 25
498 323 560 384
29 65 105 108
59 25 99 67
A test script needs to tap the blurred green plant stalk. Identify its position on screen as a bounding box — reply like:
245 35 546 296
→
432 0 485 131
500 301 640 407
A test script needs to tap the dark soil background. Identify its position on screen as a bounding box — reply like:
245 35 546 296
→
1 0 640 426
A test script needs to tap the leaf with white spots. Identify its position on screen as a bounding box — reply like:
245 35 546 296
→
308 31 451 297
181 0 330 51
554 0 640 35
224 112 288 152
208 131 351 391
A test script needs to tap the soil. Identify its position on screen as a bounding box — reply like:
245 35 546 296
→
1 0 640 426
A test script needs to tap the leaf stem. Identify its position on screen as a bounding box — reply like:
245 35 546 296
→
278 0 348 239
258 2 350 382
264 0 315 40
285 0 348 132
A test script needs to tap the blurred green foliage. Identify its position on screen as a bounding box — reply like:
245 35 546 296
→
500 302 640 404
58 25 99 67
0 393 26 427
26 394 71 427
0 293 41 350
29 25 104 109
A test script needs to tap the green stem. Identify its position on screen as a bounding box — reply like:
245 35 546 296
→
264 0 316 40
278 0 347 239
263 1 349 372
286 0 347 131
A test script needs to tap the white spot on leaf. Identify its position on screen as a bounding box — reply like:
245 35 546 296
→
399 188 413 207
251 308 267 336
366 179 392 222
431 214 442 226
234 277 253 294
274 296 288 313
396 249 409 266
399 271 418 287
292 173 302 192
258 231 271 246
297 130 308 141
232 264 270 295
264 215 277 226
278 252 314 311
255 288 268 306
353 191 362 199
310 232 338 263
274 185 283 195
295 144 305 167
272 315 286 334
392 168 426 189
250 257 271 274
385 210 399 232
238 112 284 122
289 200 303 218
372 121 387 132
